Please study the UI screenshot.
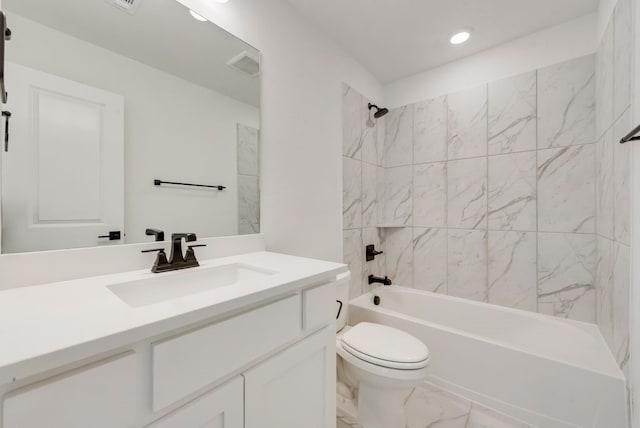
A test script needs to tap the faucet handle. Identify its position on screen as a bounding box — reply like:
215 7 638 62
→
142 248 170 273
188 244 207 249
141 248 166 254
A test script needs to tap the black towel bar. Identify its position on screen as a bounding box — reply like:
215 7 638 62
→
154 179 226 191
620 123 640 144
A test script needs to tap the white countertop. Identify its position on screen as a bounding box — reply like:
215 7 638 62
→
0 251 347 385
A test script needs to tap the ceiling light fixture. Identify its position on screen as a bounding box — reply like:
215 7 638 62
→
189 9 207 21
450 31 471 45
216 0 229 3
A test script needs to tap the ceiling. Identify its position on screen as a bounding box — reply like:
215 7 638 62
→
285 0 599 83
3 0 260 107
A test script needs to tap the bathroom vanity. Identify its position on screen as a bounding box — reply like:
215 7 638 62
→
0 251 346 427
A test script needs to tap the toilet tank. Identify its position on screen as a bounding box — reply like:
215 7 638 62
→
336 272 350 332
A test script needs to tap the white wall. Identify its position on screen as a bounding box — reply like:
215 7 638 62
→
384 13 598 108
177 0 383 262
5 13 259 244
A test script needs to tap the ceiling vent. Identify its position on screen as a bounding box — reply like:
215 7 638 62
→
226 51 260 77
104 0 143 15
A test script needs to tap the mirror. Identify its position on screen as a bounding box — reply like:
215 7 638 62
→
0 0 260 254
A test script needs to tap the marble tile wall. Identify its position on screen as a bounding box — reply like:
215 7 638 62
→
342 84 386 298
595 0 632 375
237 124 260 235
376 54 598 323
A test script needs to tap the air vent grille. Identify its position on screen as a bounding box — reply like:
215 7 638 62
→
104 0 142 15
226 51 260 77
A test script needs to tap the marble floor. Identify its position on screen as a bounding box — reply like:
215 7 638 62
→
337 382 532 428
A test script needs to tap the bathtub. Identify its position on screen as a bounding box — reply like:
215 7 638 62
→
348 286 627 428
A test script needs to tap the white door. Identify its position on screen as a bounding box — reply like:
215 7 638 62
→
1 62 124 253
149 377 243 428
244 326 336 428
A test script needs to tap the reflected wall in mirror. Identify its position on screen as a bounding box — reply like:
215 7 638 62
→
0 0 261 254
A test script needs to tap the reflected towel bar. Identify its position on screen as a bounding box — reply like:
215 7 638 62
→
154 179 226 191
620 123 640 144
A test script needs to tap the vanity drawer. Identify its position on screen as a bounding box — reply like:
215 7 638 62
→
3 352 136 428
303 282 336 331
152 294 301 410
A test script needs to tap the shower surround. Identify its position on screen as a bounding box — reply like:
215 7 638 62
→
343 54 600 324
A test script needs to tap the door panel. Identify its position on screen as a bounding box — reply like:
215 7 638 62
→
244 326 335 428
1 62 124 253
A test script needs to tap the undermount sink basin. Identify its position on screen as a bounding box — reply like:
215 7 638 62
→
107 263 277 308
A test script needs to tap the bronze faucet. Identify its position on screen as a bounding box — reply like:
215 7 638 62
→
142 233 206 273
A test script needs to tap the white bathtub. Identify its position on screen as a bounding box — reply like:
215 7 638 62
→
348 286 627 428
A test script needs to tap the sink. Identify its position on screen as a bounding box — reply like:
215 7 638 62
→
107 263 277 308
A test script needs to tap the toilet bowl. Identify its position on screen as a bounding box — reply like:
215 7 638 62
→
335 273 429 428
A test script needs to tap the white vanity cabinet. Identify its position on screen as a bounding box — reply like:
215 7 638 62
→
149 377 243 428
245 326 335 428
0 280 338 428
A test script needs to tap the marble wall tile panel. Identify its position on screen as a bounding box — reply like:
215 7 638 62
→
448 85 488 160
361 163 379 228
596 20 615 138
596 130 614 239
343 157 362 229
414 162 447 228
413 228 447 294
381 166 413 226
343 228 364 298
448 157 487 229
538 232 596 322
414 96 448 163
614 0 632 120
614 110 631 245
538 55 595 148
488 231 537 311
488 72 537 155
343 84 362 158
383 227 414 287
384 106 413 167
448 229 488 302
237 124 259 175
537 144 595 233
488 152 536 231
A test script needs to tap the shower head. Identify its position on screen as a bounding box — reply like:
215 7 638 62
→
368 103 389 119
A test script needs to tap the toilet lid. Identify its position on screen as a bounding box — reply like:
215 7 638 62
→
340 323 429 368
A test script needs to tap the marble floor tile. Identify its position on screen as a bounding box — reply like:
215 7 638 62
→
488 72 536 155
343 157 362 230
343 84 363 159
413 228 447 294
383 227 414 287
414 96 447 163
538 54 595 148
406 383 471 428
538 232 596 322
414 162 447 228
448 229 488 302
448 157 487 230
488 231 537 311
385 106 413 167
381 166 413 226
448 85 488 160
537 144 595 234
488 152 536 231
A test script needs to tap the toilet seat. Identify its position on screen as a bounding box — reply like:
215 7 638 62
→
339 322 429 370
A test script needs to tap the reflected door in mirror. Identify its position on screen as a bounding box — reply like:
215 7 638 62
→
1 63 124 253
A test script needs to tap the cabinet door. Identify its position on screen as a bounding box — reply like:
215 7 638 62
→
3 353 136 428
244 326 335 428
149 377 243 428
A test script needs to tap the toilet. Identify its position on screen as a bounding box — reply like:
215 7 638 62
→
335 273 430 428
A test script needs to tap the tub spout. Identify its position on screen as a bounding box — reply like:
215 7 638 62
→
368 274 392 286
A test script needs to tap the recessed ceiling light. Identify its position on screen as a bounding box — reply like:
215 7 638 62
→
189 9 207 21
216 0 229 3
450 31 471 45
